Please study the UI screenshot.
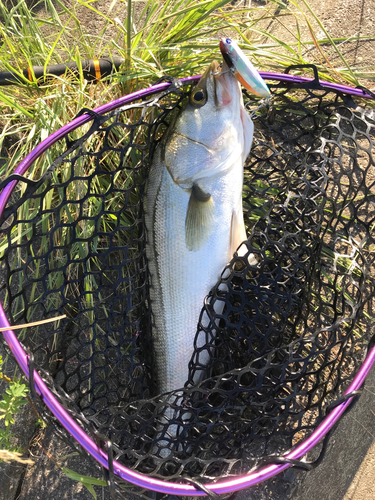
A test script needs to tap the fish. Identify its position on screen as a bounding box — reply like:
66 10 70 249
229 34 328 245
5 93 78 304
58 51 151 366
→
144 59 254 397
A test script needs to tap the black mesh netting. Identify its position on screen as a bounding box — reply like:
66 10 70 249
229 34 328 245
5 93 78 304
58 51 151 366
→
1 75 375 496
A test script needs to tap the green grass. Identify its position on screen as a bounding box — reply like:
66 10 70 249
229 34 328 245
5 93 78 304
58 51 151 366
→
0 0 372 327
0 0 372 331
0 0 371 182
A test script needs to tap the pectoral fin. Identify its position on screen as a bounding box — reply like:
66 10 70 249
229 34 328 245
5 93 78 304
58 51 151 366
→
185 184 215 252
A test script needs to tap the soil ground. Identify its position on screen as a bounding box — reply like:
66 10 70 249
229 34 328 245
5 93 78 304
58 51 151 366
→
1 1 375 499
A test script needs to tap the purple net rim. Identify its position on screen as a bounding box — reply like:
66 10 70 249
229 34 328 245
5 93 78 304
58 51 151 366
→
0 73 374 496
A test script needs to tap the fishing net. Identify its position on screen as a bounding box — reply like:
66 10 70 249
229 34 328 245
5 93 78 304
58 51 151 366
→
1 67 375 498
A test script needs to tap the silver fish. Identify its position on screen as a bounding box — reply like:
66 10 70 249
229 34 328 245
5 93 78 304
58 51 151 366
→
145 60 254 396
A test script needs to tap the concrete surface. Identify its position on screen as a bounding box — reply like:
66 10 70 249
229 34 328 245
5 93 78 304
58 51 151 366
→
292 366 375 500
229 369 375 500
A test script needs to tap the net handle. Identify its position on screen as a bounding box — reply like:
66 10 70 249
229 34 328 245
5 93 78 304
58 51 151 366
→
1 74 375 496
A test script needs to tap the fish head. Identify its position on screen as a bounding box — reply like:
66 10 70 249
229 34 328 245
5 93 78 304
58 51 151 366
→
183 59 251 148
193 59 238 112
165 60 254 186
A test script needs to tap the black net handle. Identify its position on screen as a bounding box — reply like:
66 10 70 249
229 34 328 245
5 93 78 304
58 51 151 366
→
284 64 323 90
268 63 324 92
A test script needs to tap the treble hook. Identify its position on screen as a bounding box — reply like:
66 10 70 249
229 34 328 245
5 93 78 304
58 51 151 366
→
212 63 233 77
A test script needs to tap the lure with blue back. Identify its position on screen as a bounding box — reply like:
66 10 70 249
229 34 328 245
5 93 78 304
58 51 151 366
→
219 37 271 98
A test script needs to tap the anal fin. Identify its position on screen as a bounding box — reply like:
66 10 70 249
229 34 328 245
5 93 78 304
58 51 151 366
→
230 207 257 265
230 206 247 257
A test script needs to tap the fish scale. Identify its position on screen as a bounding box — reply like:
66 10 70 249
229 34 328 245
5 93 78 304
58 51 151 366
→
147 149 245 393
145 60 254 396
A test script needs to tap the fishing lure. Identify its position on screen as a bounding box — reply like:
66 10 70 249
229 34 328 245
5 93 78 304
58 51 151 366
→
220 37 271 98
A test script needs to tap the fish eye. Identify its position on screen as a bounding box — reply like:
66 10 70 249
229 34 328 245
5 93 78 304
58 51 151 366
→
226 38 232 44
190 88 207 107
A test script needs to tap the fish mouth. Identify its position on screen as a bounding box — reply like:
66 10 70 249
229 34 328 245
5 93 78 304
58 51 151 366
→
195 60 229 90
194 59 234 107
